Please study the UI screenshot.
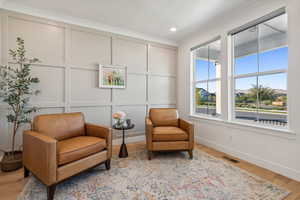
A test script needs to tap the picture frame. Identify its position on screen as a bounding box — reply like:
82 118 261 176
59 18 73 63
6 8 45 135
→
99 64 127 89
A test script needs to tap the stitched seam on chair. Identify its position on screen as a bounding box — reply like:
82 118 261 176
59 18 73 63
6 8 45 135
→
153 133 188 139
59 141 106 155
46 142 50 184
58 142 106 164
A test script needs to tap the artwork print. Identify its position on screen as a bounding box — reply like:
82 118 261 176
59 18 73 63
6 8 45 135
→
99 65 126 89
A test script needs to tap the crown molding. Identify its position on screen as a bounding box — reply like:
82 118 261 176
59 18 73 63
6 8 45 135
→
0 1 178 47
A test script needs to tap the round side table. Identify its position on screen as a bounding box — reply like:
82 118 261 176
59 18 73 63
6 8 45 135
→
113 124 135 158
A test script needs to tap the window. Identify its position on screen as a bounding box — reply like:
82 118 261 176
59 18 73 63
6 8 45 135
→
191 39 221 117
231 12 288 127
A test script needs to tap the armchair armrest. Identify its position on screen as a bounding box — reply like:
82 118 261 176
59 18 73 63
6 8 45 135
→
23 130 57 185
145 117 153 150
85 123 112 158
179 118 194 149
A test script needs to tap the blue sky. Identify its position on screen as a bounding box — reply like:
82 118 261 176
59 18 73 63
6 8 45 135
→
195 60 217 81
235 47 288 74
195 47 287 91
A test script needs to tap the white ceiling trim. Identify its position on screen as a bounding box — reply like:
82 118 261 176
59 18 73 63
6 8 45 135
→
0 1 178 46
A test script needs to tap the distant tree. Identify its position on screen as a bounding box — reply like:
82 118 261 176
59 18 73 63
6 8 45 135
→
249 84 276 102
282 96 287 105
277 95 287 103
195 88 201 106
236 92 256 105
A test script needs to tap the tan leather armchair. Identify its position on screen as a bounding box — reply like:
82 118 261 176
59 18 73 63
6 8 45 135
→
146 108 194 160
23 112 112 200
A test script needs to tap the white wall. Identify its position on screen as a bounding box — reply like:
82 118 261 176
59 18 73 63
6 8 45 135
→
0 9 177 151
177 0 300 181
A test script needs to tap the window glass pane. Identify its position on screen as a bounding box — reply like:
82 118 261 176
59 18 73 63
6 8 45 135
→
192 39 221 117
195 82 209 114
235 77 258 122
209 40 221 79
194 45 209 81
257 73 287 126
234 25 259 75
194 40 221 81
232 13 288 128
195 59 209 81
258 13 287 72
208 81 221 116
259 47 288 72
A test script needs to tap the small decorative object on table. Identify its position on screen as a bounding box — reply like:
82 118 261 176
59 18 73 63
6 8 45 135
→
112 111 134 158
112 111 126 128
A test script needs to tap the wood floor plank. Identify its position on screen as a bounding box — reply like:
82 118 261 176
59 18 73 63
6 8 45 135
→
1 142 299 200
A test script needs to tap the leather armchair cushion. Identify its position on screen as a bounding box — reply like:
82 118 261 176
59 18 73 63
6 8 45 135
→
149 108 179 127
152 127 188 141
33 112 85 141
58 136 106 166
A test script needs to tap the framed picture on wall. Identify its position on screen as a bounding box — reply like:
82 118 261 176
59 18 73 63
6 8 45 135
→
99 64 127 89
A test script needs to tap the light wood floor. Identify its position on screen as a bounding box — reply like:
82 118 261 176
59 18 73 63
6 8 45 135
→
1 142 300 200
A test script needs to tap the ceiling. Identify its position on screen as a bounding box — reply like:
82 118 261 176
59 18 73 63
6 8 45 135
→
1 0 267 45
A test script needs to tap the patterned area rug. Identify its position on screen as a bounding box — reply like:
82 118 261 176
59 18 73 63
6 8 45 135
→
18 149 290 200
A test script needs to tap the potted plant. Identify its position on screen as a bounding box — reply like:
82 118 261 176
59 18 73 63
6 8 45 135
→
0 37 40 172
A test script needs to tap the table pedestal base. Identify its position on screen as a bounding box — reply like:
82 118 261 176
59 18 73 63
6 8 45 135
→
119 143 128 158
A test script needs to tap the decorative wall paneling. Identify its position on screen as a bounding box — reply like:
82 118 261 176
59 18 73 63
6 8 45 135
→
0 10 177 150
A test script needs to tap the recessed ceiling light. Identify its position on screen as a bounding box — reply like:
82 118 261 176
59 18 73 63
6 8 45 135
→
170 27 177 32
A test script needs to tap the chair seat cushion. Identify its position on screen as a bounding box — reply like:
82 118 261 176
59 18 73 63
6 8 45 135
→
152 127 188 141
58 136 106 165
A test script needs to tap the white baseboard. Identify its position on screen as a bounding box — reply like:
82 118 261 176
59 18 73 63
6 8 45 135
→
196 136 300 182
113 135 145 145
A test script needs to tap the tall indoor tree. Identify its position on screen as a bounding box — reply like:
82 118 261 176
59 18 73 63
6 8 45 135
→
0 37 40 161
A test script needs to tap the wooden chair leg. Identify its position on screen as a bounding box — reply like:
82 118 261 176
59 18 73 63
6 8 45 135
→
148 151 152 160
47 185 56 200
24 167 30 178
105 159 111 170
188 150 193 159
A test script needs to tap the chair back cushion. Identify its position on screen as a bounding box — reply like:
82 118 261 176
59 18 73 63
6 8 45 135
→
149 108 179 127
33 112 85 141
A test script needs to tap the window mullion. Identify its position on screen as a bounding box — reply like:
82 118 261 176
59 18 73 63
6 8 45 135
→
207 46 210 115
234 69 287 79
256 25 260 123
194 78 220 83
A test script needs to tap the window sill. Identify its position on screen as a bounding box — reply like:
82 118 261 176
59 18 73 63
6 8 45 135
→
189 114 296 140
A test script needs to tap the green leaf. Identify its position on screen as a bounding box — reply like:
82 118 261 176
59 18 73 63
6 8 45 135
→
7 114 16 123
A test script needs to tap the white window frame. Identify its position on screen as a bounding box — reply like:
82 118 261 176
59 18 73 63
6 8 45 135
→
229 9 289 129
190 37 222 118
